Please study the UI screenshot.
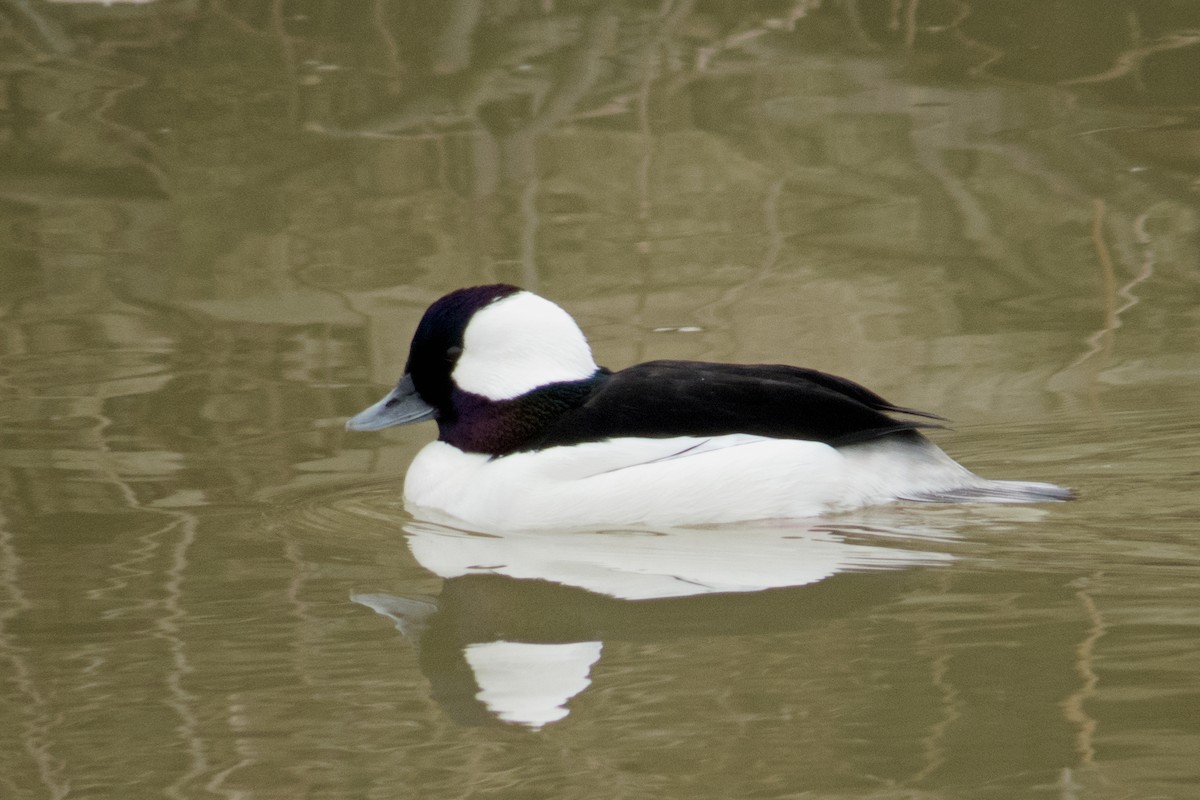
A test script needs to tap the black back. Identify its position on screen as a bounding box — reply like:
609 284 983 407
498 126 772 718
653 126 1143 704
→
437 359 943 456
527 360 942 451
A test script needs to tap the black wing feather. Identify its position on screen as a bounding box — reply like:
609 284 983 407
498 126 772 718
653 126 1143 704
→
528 360 943 451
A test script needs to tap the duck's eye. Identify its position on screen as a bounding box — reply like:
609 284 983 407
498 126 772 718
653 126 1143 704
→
446 346 463 363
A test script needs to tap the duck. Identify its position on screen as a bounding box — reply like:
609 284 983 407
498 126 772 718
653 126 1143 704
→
345 284 1073 530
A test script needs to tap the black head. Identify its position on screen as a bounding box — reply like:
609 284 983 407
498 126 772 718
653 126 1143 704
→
346 283 602 453
404 284 523 412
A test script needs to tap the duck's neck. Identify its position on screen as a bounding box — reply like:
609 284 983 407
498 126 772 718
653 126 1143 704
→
438 369 610 456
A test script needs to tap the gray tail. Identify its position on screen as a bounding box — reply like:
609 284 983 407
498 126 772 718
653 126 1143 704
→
906 480 1075 504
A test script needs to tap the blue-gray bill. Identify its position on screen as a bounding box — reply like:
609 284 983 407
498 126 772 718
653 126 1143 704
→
345 374 436 431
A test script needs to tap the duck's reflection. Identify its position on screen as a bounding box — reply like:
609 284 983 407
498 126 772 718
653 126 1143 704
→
355 519 952 728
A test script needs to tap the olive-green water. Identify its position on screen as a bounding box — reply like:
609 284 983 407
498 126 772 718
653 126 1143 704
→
2 2 1199 798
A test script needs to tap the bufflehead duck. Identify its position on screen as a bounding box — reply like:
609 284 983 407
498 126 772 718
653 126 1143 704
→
346 285 1072 529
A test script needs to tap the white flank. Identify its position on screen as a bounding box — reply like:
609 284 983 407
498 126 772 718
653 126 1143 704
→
405 435 846 529
403 433 998 531
451 292 598 400
464 640 603 728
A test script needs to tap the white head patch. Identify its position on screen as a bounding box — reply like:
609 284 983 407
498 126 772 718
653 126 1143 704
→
452 291 598 400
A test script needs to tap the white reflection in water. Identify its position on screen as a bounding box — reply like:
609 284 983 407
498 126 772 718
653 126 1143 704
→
356 518 954 728
403 518 952 600
464 640 603 729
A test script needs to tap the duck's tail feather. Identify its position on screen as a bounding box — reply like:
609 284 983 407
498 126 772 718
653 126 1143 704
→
905 480 1075 504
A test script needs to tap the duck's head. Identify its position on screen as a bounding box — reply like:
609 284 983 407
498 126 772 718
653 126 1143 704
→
345 284 599 433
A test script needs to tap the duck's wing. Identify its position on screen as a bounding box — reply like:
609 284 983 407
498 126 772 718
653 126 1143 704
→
531 360 944 451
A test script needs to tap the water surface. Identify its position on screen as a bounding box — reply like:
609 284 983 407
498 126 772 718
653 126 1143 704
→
2 2 1199 798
